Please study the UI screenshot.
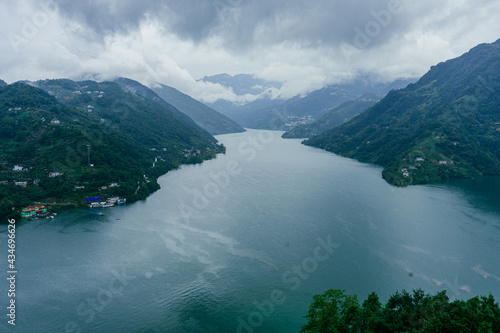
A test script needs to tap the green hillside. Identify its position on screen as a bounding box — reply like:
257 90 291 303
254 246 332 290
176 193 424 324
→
33 79 217 147
282 97 378 139
151 83 245 135
305 39 500 186
0 82 223 221
0 80 6 87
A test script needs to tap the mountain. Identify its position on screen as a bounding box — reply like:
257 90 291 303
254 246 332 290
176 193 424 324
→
208 97 283 129
0 80 223 220
282 95 379 139
200 73 283 123
151 83 245 135
204 76 414 130
305 39 500 186
114 78 244 135
0 80 7 87
200 73 282 95
32 79 217 146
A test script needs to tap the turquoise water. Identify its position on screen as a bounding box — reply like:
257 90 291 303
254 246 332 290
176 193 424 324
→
1 129 499 332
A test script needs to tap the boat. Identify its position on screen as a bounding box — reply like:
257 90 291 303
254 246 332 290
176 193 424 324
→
89 201 115 208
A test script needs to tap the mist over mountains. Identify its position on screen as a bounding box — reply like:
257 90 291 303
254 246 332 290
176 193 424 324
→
201 74 415 130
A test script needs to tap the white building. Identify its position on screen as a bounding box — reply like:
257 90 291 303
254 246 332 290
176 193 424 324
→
49 172 63 178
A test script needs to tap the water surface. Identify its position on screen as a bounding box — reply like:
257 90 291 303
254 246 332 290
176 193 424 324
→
1 130 499 332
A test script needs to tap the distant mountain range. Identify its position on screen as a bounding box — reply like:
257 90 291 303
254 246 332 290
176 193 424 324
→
201 74 414 130
0 79 224 220
305 38 500 186
151 82 245 135
282 95 379 139
112 77 244 135
0 80 7 87
201 73 282 96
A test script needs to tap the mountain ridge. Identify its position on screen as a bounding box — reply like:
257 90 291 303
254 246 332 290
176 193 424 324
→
282 96 379 139
0 80 223 220
304 39 500 186
205 76 415 130
150 82 245 135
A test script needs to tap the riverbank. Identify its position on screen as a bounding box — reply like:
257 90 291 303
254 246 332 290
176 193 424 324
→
4 130 499 333
0 149 224 223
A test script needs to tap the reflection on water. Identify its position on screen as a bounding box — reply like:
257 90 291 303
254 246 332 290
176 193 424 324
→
440 176 500 213
1 130 499 333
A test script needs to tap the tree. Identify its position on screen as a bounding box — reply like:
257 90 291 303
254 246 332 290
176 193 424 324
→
357 292 386 332
302 289 500 333
301 289 359 333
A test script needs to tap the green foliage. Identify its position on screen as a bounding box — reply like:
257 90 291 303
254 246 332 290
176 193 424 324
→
301 289 360 333
0 80 224 222
302 289 500 333
120 80 245 135
283 99 378 139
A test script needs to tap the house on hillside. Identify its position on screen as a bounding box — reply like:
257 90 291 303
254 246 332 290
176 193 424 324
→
49 172 63 178
21 205 48 218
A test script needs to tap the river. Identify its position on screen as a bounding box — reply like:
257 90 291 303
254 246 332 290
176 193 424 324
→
1 129 499 332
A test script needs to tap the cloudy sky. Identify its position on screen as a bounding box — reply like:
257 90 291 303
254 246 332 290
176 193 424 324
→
1 0 499 103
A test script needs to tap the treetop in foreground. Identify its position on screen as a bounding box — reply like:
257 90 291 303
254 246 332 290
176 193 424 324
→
301 288 500 333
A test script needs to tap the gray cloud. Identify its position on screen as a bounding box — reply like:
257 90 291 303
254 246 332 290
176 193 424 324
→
51 0 448 51
56 0 222 42
1 0 499 102
57 0 165 34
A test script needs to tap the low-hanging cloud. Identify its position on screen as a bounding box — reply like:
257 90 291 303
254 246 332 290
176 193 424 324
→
1 0 499 104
